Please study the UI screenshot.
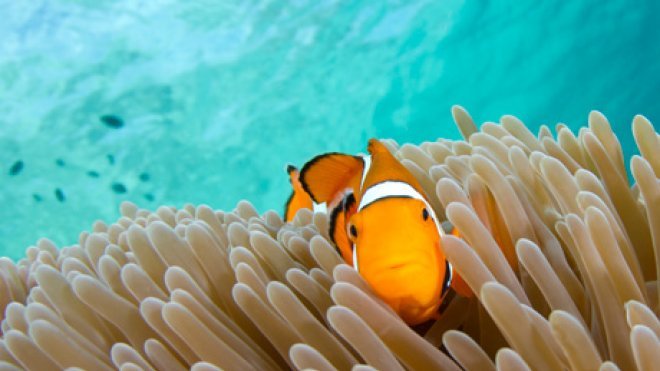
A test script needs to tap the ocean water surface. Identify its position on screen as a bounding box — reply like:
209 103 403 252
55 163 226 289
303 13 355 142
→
1 0 659 259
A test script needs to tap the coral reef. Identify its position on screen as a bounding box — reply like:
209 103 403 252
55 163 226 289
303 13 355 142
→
0 107 657 370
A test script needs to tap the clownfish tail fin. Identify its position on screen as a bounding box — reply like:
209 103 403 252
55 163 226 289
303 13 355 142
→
284 165 314 222
284 192 295 222
300 153 364 204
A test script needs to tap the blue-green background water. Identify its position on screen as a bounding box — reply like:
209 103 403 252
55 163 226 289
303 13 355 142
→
1 1 659 260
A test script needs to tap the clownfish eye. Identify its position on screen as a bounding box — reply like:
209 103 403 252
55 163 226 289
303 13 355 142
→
422 208 429 221
349 225 358 238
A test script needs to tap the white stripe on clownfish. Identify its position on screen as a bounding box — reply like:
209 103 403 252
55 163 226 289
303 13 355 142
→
359 154 372 190
357 180 445 237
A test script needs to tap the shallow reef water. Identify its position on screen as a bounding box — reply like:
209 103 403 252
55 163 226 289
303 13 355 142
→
1 0 660 258
0 108 657 370
2 1 660 369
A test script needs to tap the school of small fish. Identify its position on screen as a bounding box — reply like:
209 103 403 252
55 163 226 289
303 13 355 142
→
5 114 153 204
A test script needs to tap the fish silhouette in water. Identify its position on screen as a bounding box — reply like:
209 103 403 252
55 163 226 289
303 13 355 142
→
107 154 115 165
55 158 65 167
55 188 66 202
8 160 23 176
33 194 42 202
87 170 100 178
100 114 124 129
285 139 472 325
139 172 150 182
111 182 127 194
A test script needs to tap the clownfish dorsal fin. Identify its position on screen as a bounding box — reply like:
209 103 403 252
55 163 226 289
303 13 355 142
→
299 153 364 204
362 139 425 194
284 165 314 222
367 138 391 155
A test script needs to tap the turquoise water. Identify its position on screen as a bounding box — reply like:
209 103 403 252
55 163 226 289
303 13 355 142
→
1 0 659 260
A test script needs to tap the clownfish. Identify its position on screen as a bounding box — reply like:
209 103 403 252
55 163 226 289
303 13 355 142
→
284 165 314 222
285 139 471 325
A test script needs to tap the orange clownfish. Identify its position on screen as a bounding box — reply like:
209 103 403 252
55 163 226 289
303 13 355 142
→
284 165 314 222
285 139 471 325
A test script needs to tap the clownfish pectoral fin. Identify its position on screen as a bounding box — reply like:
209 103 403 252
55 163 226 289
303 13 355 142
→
329 193 357 265
299 153 364 204
451 273 473 298
284 165 314 222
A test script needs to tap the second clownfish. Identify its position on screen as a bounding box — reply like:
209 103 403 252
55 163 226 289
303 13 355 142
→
285 139 471 325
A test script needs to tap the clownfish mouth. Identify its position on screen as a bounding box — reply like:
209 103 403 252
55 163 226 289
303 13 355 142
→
371 260 437 281
388 263 407 270
380 262 418 274
384 257 435 273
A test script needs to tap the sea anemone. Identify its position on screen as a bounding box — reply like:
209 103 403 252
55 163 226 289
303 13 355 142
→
0 107 657 370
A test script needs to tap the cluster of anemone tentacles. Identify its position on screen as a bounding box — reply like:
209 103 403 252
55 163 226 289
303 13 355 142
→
0 106 658 371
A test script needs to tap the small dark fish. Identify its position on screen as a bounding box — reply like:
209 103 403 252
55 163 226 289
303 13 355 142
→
87 170 100 178
55 188 66 202
55 158 65 167
100 114 124 129
144 193 154 202
9 160 23 176
33 194 42 202
111 182 127 194
139 172 150 182
107 154 115 165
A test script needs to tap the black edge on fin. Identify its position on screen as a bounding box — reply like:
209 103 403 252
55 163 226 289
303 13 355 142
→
299 152 362 204
328 192 356 253
286 164 297 175
440 260 452 298
299 152 343 203
328 204 344 255
343 192 356 216
436 260 457 317
437 289 456 315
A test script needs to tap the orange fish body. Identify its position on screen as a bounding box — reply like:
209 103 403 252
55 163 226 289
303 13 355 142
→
285 139 469 325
